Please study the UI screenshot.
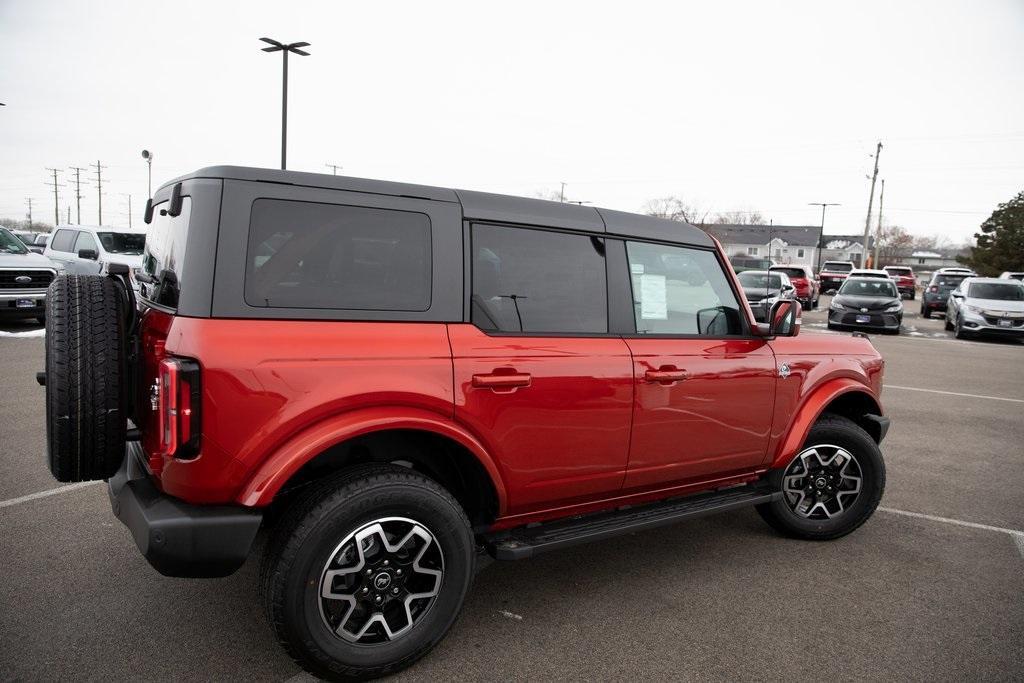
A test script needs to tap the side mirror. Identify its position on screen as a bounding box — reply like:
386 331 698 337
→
78 248 98 260
769 299 801 337
144 198 154 225
167 182 183 217
951 292 964 299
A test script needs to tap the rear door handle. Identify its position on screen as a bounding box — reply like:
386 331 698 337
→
644 368 688 384
472 372 532 391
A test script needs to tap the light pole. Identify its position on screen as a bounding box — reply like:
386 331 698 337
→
808 202 840 273
141 150 153 199
260 37 311 170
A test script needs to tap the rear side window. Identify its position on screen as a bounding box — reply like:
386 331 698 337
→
471 225 607 334
627 242 743 336
141 197 192 308
245 199 431 311
50 229 76 252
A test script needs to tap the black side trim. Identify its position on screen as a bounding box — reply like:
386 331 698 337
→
485 484 779 560
107 446 262 578
862 414 891 443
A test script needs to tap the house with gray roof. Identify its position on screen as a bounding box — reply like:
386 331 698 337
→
701 224 822 268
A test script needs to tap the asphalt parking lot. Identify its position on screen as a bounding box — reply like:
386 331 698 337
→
2 298 1023 681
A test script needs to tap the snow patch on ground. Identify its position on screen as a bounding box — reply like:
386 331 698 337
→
0 328 45 338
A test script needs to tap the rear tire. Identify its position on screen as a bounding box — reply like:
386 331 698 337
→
44 274 126 482
262 464 474 682
757 414 885 541
921 307 931 319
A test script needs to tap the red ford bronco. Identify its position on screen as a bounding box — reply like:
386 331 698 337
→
41 167 888 681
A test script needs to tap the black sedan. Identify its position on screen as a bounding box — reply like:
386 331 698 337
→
738 270 796 322
827 277 903 334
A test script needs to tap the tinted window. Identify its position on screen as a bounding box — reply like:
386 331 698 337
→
885 267 912 276
35 234 50 246
739 272 783 290
471 225 606 334
934 274 968 288
50 229 77 253
823 262 853 272
245 199 431 311
772 267 805 278
968 282 1024 301
141 197 192 308
99 232 145 255
0 227 29 254
74 231 98 254
627 242 743 336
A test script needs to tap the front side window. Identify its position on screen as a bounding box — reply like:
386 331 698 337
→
471 225 607 334
245 199 431 311
49 229 76 253
627 242 743 336
74 231 98 254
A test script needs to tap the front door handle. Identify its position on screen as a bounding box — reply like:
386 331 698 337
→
472 371 532 391
644 367 688 384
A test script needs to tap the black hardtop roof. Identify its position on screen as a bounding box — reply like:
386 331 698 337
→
164 166 712 247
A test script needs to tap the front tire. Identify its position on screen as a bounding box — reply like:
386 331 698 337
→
921 307 931 319
757 414 885 540
262 464 474 681
954 314 971 340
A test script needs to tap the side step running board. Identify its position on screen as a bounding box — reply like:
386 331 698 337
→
486 485 780 560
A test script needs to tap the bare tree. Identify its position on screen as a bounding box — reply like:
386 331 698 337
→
876 224 915 265
709 209 767 225
534 189 564 202
642 196 709 224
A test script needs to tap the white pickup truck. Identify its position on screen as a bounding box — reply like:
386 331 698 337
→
0 226 57 325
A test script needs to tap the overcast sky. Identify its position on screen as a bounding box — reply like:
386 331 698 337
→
2 0 1022 241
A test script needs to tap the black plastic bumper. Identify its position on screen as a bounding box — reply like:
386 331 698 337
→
863 414 891 443
108 446 262 578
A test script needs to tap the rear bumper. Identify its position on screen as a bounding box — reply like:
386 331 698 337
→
108 444 262 578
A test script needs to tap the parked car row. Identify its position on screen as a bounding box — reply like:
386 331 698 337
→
0 225 145 324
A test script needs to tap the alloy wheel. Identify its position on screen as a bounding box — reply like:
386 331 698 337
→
782 445 863 519
318 517 444 645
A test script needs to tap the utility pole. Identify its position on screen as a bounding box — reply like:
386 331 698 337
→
67 206 71 223
260 38 311 170
68 166 88 224
559 182 566 203
861 141 882 267
123 193 133 229
872 179 885 267
325 163 342 175
808 202 840 273
45 168 63 226
25 198 33 228
91 160 106 225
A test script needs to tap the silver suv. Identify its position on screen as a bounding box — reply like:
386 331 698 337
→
945 277 1024 340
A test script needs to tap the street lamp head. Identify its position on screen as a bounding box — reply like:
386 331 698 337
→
141 149 151 160
259 37 311 55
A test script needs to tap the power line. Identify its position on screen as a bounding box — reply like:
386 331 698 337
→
44 168 64 226
68 166 88 224
90 160 107 225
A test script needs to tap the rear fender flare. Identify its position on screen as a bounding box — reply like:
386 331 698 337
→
770 378 881 470
235 406 507 512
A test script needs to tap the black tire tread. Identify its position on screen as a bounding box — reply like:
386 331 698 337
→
260 464 472 681
757 414 885 541
45 274 126 482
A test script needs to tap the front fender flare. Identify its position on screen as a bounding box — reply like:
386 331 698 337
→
235 406 508 512
770 378 881 470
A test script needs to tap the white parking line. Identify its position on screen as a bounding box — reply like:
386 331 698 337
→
884 385 1024 404
0 481 100 509
879 506 1024 558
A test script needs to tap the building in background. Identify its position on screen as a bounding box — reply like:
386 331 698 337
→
819 234 875 268
701 224 822 268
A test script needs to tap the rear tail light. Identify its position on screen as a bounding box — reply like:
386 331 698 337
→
157 358 202 459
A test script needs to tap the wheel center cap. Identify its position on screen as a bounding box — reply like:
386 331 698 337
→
814 476 828 489
373 572 392 590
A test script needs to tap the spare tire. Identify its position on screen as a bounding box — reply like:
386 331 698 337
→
45 274 127 482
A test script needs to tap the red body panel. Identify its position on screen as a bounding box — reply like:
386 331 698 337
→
621 337 776 488
448 324 634 515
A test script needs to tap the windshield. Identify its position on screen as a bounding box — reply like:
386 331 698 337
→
772 267 805 278
968 282 1024 301
839 278 897 298
98 232 146 255
885 267 912 276
738 272 783 290
0 228 29 254
823 262 853 272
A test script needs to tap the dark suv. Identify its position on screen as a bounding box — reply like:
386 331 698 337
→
41 167 889 681
921 267 976 318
